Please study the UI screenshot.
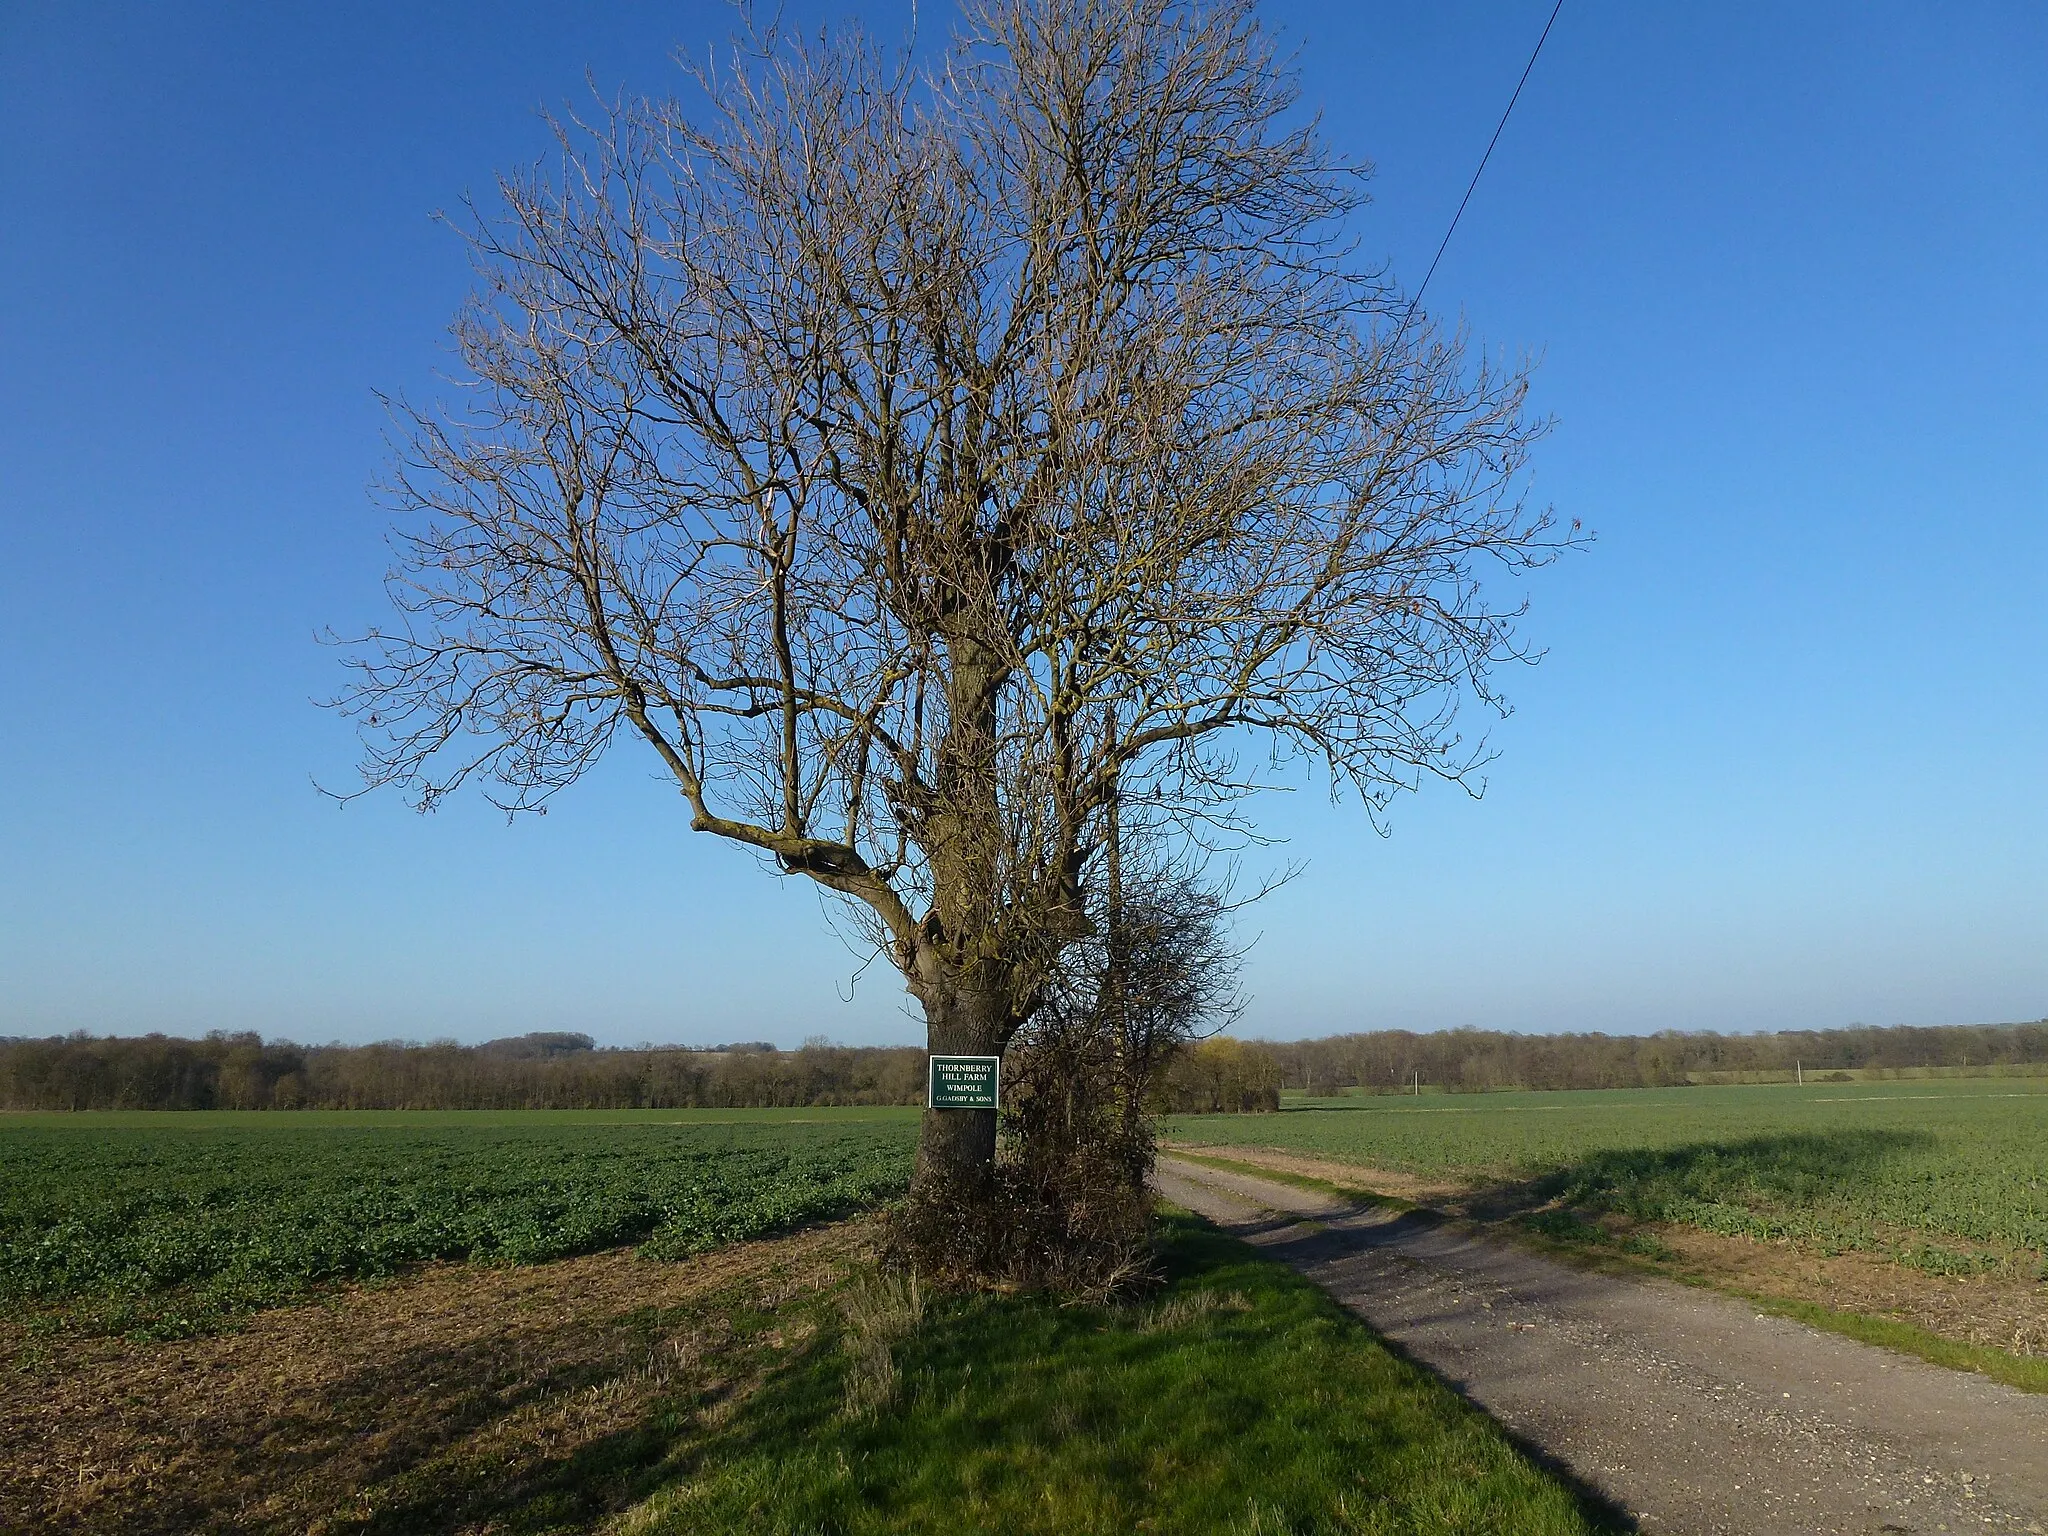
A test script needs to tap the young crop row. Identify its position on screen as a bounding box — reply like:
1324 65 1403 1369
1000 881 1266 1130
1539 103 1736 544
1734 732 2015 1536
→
0 1118 916 1336
1526 1129 2046 1277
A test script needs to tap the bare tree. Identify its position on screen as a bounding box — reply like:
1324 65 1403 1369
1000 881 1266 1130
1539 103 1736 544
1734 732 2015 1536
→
335 0 1572 1258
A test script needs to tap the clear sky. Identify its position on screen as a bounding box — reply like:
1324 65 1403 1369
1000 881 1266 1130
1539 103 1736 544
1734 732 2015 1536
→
2 2 2042 1048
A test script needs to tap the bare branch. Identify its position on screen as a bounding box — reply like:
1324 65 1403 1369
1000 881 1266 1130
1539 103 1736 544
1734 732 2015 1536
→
331 0 1578 1190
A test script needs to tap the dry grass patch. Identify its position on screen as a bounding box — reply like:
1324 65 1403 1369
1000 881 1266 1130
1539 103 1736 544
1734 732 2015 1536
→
0 1222 869 1535
1604 1218 2048 1360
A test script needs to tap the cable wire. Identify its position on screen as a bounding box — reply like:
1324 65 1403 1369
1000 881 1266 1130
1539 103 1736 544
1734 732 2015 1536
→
1403 0 1565 325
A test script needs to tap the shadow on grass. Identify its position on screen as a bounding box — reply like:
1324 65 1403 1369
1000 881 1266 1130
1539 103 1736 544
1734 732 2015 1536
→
601 1215 1627 1536
1466 1128 1935 1232
348 1412 697 1536
281 1303 759 1536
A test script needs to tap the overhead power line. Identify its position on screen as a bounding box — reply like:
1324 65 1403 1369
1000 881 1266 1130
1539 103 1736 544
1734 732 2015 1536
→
1404 0 1565 324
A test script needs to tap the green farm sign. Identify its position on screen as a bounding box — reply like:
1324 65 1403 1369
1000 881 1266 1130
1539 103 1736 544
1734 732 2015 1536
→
928 1055 1001 1110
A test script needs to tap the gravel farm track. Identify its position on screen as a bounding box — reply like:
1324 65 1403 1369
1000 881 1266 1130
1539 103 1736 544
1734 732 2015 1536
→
1156 1156 2048 1536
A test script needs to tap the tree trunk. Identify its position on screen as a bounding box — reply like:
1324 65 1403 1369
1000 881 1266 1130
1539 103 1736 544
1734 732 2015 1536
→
911 981 1009 1207
908 623 1012 1223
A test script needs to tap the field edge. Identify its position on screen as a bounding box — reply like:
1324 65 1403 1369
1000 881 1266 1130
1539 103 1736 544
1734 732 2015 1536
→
1158 1145 2048 1396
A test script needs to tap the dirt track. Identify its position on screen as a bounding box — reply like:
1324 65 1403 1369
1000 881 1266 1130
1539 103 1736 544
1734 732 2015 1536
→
1156 1156 2048 1536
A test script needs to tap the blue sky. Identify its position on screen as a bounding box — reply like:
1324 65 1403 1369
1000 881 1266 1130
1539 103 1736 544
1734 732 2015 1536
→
1 2 2042 1048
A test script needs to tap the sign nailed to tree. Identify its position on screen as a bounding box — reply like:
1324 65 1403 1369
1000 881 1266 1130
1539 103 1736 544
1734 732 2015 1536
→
928 1055 1000 1111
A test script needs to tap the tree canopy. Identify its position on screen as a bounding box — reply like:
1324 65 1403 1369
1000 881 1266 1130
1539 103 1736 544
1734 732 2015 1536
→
337 0 1571 1252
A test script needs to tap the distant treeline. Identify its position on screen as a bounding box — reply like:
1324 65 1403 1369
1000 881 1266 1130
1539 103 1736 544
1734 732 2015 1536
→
0 1032 926 1112
2 1018 2043 1111
1256 1020 2048 1095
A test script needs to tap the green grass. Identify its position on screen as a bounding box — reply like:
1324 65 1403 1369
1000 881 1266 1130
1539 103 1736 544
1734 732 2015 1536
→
0 1113 917 1337
1169 1079 2048 1274
610 1213 1616 1536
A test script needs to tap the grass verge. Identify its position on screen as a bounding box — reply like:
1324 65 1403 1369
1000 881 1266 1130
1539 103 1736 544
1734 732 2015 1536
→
614 1211 1619 1535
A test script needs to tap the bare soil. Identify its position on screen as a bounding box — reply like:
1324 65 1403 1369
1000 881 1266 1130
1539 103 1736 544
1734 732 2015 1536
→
1158 1155 2048 1536
0 1223 866 1535
1159 1140 1469 1203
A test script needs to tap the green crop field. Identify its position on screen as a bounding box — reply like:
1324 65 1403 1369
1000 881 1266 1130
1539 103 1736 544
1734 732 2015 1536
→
12 1081 2044 1347
1169 1079 2048 1277
0 1108 918 1337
